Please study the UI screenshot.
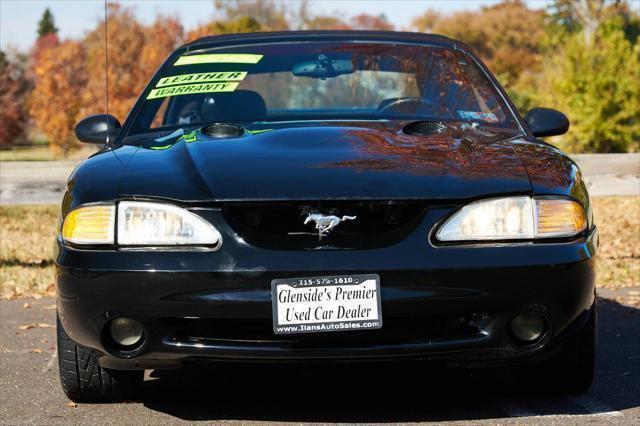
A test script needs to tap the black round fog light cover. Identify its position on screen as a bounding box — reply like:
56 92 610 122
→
109 318 144 347
510 312 546 343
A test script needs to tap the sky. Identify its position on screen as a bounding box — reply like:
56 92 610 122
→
2 0 557 52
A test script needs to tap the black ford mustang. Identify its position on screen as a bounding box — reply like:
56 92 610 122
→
56 31 597 402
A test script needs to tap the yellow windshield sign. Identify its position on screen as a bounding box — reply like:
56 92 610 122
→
174 54 263 66
146 82 239 100
156 71 247 87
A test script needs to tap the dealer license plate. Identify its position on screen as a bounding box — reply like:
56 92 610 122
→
271 274 382 335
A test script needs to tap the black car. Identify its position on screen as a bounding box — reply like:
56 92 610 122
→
57 31 597 402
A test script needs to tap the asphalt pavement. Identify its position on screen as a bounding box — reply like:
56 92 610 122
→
1 288 639 424
1 153 639 204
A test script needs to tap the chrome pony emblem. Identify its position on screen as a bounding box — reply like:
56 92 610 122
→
304 213 356 239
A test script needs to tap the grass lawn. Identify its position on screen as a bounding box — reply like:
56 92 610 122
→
1 205 59 298
0 197 638 299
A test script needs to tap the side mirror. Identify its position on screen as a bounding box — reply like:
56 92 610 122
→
524 107 569 138
75 114 121 144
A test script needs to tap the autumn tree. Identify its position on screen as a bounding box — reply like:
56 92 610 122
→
295 2 351 30
140 15 184 81
29 41 88 155
26 4 183 154
186 24 215 43
349 13 394 31
188 4 394 38
6 9 61 151
30 9 60 87
415 1 545 85
80 4 145 120
409 10 441 33
303 15 351 30
81 5 183 122
30 33 60 72
0 51 30 147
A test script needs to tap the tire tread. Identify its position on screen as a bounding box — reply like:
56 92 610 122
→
56 314 143 402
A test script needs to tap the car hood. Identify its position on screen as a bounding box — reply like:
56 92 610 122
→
118 122 532 202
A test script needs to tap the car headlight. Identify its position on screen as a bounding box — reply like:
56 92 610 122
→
117 201 221 246
62 204 115 244
435 196 587 242
62 201 221 247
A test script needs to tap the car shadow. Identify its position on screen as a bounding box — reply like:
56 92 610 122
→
142 296 639 422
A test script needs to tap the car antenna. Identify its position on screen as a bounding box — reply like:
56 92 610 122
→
104 0 111 146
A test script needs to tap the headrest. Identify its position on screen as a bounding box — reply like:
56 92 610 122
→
201 90 267 123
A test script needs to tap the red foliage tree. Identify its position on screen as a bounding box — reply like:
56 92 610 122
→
349 13 394 31
0 53 30 147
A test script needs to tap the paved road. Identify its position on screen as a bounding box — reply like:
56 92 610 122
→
1 154 638 204
0 160 78 205
571 153 640 197
1 288 638 424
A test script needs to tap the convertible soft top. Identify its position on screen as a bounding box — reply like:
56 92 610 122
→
184 30 464 52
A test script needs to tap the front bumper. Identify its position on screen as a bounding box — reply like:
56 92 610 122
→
56 209 597 369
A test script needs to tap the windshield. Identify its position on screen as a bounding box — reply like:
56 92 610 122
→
128 42 520 134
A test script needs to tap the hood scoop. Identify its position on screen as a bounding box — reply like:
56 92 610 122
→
403 121 449 136
202 123 245 138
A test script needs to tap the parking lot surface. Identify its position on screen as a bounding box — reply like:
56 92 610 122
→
1 288 639 424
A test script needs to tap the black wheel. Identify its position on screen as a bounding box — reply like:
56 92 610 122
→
57 314 144 402
512 304 596 394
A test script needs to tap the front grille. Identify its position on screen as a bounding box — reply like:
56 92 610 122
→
222 201 427 250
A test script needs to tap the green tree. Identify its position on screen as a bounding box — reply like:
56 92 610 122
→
538 17 640 152
546 0 639 42
187 15 262 41
214 0 290 31
214 16 261 34
37 8 58 38
186 1 277 41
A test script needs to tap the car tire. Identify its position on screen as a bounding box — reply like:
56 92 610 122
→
57 314 143 402
512 303 596 394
